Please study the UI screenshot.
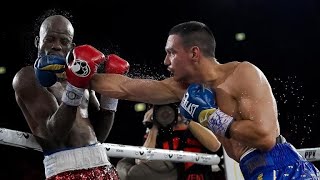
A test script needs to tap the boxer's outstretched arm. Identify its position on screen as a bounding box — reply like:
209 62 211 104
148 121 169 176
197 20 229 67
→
91 74 186 105
228 62 279 151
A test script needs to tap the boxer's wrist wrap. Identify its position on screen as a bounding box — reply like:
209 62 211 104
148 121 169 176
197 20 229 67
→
100 95 118 112
208 109 234 138
62 82 85 106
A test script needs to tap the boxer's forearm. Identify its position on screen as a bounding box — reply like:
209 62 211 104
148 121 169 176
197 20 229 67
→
91 109 115 143
46 104 77 140
229 120 276 151
91 74 179 104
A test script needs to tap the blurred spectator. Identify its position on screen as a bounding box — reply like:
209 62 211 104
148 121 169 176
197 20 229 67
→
116 103 222 180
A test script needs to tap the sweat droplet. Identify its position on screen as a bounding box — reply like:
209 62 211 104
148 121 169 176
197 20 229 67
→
271 75 318 147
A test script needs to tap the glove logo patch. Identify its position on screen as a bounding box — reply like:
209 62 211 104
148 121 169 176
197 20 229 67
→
66 91 77 100
71 59 91 77
180 92 199 116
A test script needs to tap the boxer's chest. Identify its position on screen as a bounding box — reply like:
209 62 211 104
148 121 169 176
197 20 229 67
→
215 86 238 118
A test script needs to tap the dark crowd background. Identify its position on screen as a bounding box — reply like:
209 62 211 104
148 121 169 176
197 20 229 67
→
0 0 320 179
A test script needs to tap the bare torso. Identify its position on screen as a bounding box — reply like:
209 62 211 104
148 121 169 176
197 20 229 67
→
210 62 280 162
91 61 280 162
14 66 98 152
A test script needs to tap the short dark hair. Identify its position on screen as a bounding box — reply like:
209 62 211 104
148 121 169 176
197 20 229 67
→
169 21 216 57
34 8 74 36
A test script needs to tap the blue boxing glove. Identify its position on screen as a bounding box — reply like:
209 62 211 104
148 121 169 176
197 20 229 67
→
34 55 66 87
179 83 234 138
179 83 216 121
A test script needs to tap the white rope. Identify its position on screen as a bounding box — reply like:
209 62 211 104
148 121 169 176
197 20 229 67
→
0 128 42 151
1 127 319 164
0 128 220 165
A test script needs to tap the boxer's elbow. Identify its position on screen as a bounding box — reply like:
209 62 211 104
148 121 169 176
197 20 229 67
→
253 120 277 151
257 134 276 151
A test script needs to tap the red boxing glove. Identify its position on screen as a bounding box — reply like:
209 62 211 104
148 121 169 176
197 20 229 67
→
62 45 105 106
66 45 105 88
105 54 130 75
99 54 129 111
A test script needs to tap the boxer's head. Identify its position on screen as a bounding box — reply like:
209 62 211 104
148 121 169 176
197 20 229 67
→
164 21 216 82
35 15 75 58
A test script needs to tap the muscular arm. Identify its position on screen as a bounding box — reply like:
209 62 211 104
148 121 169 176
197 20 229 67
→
93 109 115 143
89 90 116 143
228 62 279 151
13 67 77 142
88 91 116 143
90 74 186 104
89 108 115 143
188 121 221 152
47 104 78 141
89 109 115 143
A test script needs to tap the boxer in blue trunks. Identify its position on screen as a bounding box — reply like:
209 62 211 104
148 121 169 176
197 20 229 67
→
50 20 320 179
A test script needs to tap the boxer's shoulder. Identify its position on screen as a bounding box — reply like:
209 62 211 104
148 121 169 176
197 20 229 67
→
15 65 34 76
13 65 38 92
224 61 259 84
233 61 260 75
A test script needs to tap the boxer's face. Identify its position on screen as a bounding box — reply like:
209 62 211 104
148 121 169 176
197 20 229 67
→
37 20 74 58
164 35 195 83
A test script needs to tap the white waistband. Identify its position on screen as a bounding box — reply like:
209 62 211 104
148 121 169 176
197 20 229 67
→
43 144 111 178
240 148 257 161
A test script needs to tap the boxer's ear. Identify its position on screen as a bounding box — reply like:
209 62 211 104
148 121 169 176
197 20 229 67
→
190 46 200 61
34 36 39 48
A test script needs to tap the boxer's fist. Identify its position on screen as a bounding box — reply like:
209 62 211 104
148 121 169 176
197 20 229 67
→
179 83 217 125
179 83 234 138
105 54 129 75
65 45 105 88
98 54 129 111
34 55 66 87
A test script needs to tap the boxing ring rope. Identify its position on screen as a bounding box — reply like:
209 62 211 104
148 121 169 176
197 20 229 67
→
0 128 220 165
1 127 320 166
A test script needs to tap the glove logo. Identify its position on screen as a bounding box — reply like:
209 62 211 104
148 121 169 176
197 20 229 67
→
70 59 91 77
66 91 77 100
180 92 199 117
